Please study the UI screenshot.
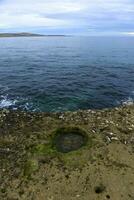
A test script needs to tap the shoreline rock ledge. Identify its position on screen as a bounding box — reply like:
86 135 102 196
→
0 105 134 200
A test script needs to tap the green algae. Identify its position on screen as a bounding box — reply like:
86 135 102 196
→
31 143 55 156
23 127 93 170
24 159 39 177
30 126 91 157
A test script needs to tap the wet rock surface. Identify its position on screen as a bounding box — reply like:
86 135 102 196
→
0 105 134 200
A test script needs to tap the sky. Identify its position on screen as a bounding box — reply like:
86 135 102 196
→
0 0 134 35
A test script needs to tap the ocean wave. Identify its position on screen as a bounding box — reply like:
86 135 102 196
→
121 97 134 106
0 95 18 108
0 94 42 112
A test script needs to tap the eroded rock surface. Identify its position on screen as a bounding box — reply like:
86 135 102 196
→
0 105 134 200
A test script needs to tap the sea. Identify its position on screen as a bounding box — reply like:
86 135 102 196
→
0 36 134 112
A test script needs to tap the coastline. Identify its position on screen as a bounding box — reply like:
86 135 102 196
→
0 105 134 200
0 33 67 38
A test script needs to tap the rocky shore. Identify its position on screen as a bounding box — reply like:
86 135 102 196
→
0 105 134 200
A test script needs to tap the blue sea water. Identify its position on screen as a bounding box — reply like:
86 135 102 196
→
0 36 134 112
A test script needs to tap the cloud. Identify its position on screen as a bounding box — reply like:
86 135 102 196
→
123 32 134 35
0 0 134 34
0 13 71 28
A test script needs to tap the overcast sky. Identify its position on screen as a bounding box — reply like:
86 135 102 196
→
0 0 134 35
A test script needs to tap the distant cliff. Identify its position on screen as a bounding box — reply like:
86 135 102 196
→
0 32 45 37
0 32 66 37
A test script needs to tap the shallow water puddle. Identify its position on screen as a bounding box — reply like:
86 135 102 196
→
53 127 87 153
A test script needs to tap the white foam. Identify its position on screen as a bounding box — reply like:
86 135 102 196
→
0 96 17 108
122 97 134 106
0 95 39 111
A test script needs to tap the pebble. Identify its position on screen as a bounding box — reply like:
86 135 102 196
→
111 137 119 141
106 136 111 143
59 115 64 119
109 132 114 136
